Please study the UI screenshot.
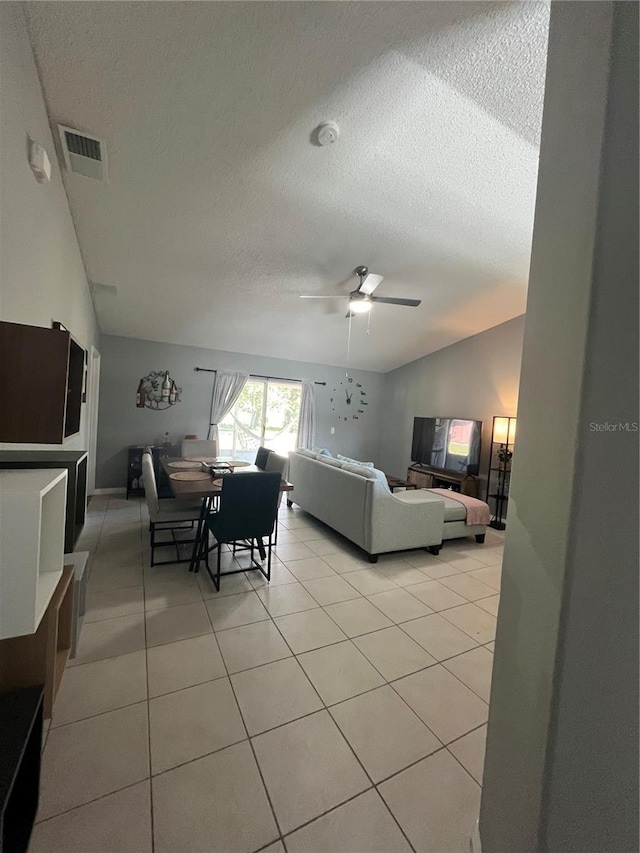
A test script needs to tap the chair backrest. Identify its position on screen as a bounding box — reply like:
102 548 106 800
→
181 438 217 458
254 446 271 470
142 452 159 519
265 451 288 480
213 472 281 542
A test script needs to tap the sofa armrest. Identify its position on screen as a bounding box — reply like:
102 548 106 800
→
367 487 445 554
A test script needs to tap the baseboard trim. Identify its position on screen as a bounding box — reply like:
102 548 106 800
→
92 488 126 496
470 820 482 853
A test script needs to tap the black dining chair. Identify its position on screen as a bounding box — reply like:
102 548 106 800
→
203 471 281 591
254 446 271 470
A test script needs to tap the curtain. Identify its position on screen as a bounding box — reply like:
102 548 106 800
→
207 372 248 441
296 380 315 449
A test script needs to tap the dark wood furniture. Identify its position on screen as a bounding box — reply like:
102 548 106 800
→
0 321 85 444
161 458 294 500
159 458 294 573
128 446 173 499
0 452 88 553
127 446 146 499
406 464 480 498
0 687 44 853
0 566 74 720
385 474 418 493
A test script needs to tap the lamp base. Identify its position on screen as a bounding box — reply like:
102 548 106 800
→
489 520 507 531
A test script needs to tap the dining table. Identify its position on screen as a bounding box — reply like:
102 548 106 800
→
160 456 294 573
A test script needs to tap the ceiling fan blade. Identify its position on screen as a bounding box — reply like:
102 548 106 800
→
358 273 384 296
369 296 421 307
345 311 355 319
299 294 343 299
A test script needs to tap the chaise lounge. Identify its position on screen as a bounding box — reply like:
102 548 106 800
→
287 449 487 562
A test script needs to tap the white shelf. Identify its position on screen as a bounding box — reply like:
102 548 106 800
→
0 469 67 639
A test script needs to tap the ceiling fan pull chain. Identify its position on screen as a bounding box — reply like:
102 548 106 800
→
346 312 352 369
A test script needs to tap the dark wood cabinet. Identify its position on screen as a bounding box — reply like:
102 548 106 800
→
127 446 173 499
406 464 480 498
0 452 87 553
0 321 85 444
127 446 145 499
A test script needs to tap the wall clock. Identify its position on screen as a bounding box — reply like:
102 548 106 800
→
330 375 368 422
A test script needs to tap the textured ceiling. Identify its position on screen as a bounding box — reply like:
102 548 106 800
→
26 1 549 372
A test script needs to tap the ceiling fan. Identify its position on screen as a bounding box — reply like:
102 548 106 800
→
300 266 421 317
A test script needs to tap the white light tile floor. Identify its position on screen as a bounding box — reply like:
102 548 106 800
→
33 497 504 852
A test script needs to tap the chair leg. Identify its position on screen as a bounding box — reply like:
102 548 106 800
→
266 534 272 581
150 523 155 567
189 499 208 573
203 534 220 592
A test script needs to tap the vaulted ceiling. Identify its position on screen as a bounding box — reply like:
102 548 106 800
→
26 1 549 371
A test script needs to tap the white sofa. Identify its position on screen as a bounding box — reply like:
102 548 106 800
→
286 450 446 562
287 450 487 562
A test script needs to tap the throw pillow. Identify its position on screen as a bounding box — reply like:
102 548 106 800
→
337 454 374 469
313 447 333 457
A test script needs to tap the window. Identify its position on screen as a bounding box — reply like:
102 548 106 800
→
218 378 302 460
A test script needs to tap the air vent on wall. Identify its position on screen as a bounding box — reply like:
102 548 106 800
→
57 124 106 181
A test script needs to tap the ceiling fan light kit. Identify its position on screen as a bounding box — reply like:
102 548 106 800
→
348 295 372 314
300 265 421 317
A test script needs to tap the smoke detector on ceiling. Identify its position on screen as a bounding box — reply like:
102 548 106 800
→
57 124 107 181
315 121 340 146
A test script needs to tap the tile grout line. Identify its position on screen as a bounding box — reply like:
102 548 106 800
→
230 598 395 850
267 594 421 853
134 497 155 853
265 605 418 853
60 616 491 733
202 597 286 849
56 501 493 845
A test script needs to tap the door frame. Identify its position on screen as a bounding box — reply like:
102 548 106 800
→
87 346 101 495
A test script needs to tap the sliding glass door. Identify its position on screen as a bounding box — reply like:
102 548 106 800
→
218 378 302 460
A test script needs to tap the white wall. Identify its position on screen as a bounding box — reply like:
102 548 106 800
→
481 3 639 851
379 317 524 482
0 4 99 452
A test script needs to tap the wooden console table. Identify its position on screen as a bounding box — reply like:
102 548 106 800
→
406 464 480 498
385 474 418 493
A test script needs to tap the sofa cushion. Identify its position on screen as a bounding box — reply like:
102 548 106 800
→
341 463 377 479
337 454 374 468
297 448 318 459
320 456 343 468
394 489 466 522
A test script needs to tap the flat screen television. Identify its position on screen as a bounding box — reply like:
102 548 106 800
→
411 417 482 475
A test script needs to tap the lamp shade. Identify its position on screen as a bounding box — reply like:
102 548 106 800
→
493 416 516 445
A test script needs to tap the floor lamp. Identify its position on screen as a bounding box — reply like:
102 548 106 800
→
487 416 517 530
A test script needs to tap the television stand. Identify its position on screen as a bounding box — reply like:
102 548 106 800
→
406 464 479 498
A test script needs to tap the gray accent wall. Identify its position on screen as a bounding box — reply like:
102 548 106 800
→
96 335 386 488
379 316 525 483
